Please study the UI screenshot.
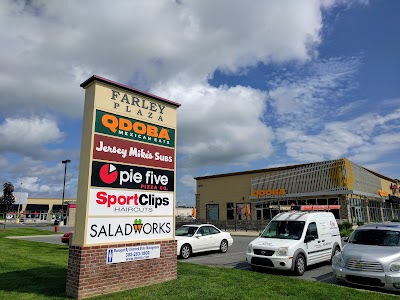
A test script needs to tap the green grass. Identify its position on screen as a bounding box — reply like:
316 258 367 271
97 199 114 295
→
0 228 399 300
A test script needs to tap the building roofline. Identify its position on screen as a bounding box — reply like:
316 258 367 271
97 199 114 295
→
194 162 310 180
195 158 397 182
80 75 181 108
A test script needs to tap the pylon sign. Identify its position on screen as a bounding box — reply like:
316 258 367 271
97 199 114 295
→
66 76 180 299
72 76 180 246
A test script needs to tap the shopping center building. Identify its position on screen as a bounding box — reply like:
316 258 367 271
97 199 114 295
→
194 158 400 224
6 198 76 224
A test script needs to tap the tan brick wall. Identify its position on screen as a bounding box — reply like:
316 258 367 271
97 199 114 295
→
66 240 177 299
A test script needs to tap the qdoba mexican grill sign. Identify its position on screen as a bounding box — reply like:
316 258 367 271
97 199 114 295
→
72 75 180 247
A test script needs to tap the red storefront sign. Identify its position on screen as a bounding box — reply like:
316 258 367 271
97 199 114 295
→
92 134 174 170
300 205 340 211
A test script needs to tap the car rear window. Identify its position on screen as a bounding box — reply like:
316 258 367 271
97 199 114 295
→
349 229 400 246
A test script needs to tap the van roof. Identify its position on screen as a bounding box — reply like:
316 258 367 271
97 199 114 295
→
273 211 334 221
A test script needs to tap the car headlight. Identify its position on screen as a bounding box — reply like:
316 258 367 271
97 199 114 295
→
247 243 253 253
389 261 400 272
332 253 343 266
276 247 288 256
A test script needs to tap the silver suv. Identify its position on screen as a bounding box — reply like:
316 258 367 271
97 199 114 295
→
332 223 400 292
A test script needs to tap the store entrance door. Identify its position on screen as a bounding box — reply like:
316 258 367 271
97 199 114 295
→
40 213 48 221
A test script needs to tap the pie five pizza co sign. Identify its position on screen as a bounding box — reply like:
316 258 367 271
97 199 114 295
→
72 75 180 247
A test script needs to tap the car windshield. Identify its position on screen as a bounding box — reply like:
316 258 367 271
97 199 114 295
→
349 229 400 246
176 226 198 237
261 221 305 240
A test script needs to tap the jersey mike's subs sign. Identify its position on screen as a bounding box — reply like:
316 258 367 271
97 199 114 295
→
92 134 174 170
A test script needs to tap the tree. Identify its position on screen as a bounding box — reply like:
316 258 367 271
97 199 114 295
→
0 182 16 215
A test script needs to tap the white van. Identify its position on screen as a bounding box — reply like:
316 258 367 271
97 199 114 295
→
245 211 341 275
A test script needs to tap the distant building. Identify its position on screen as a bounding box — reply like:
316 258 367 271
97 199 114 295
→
7 198 76 225
195 158 400 224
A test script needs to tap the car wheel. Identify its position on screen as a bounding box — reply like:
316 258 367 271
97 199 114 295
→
220 239 228 253
180 244 192 259
331 246 341 263
293 254 306 276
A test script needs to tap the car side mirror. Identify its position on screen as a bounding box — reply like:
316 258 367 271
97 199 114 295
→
194 233 202 238
304 235 315 243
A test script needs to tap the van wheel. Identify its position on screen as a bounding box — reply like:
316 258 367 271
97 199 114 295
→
180 244 192 259
293 254 306 276
331 246 341 263
220 240 228 253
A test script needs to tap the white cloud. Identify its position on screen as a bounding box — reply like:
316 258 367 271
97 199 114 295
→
280 108 400 164
268 57 361 129
0 116 63 148
153 82 274 168
0 0 334 118
180 174 196 191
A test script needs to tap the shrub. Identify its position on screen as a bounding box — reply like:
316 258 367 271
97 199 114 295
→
391 219 400 222
356 221 364 226
338 221 353 231
340 229 353 238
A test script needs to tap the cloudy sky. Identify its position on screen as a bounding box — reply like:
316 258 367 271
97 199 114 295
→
1 0 399 206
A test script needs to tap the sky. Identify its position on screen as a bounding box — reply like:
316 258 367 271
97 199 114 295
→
1 0 399 206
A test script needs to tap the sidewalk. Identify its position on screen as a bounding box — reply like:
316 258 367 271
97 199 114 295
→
228 230 259 237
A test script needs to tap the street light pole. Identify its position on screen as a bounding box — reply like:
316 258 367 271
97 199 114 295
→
61 159 71 225
16 182 22 223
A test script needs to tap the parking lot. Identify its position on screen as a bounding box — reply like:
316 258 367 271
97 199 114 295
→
180 235 336 284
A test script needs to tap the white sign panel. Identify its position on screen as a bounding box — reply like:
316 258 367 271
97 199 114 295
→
106 244 160 264
86 216 174 245
88 188 174 216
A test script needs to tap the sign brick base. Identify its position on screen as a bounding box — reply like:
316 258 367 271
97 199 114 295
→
66 240 177 299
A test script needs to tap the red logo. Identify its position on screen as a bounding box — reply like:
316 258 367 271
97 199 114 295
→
99 164 118 184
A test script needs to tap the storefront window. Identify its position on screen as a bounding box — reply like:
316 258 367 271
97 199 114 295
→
308 199 317 205
206 204 219 221
226 203 235 220
349 197 366 223
368 200 381 223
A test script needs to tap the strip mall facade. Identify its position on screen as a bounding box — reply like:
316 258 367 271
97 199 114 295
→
195 158 400 224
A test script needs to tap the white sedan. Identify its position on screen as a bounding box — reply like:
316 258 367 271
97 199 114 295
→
176 224 234 259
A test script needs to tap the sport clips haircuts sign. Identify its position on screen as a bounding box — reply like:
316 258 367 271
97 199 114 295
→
88 188 173 216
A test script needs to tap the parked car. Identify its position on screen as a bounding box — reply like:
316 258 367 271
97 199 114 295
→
176 224 233 259
246 211 341 275
332 223 400 292
61 231 71 244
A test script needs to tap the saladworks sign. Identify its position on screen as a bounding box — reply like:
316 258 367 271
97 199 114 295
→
86 216 174 244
